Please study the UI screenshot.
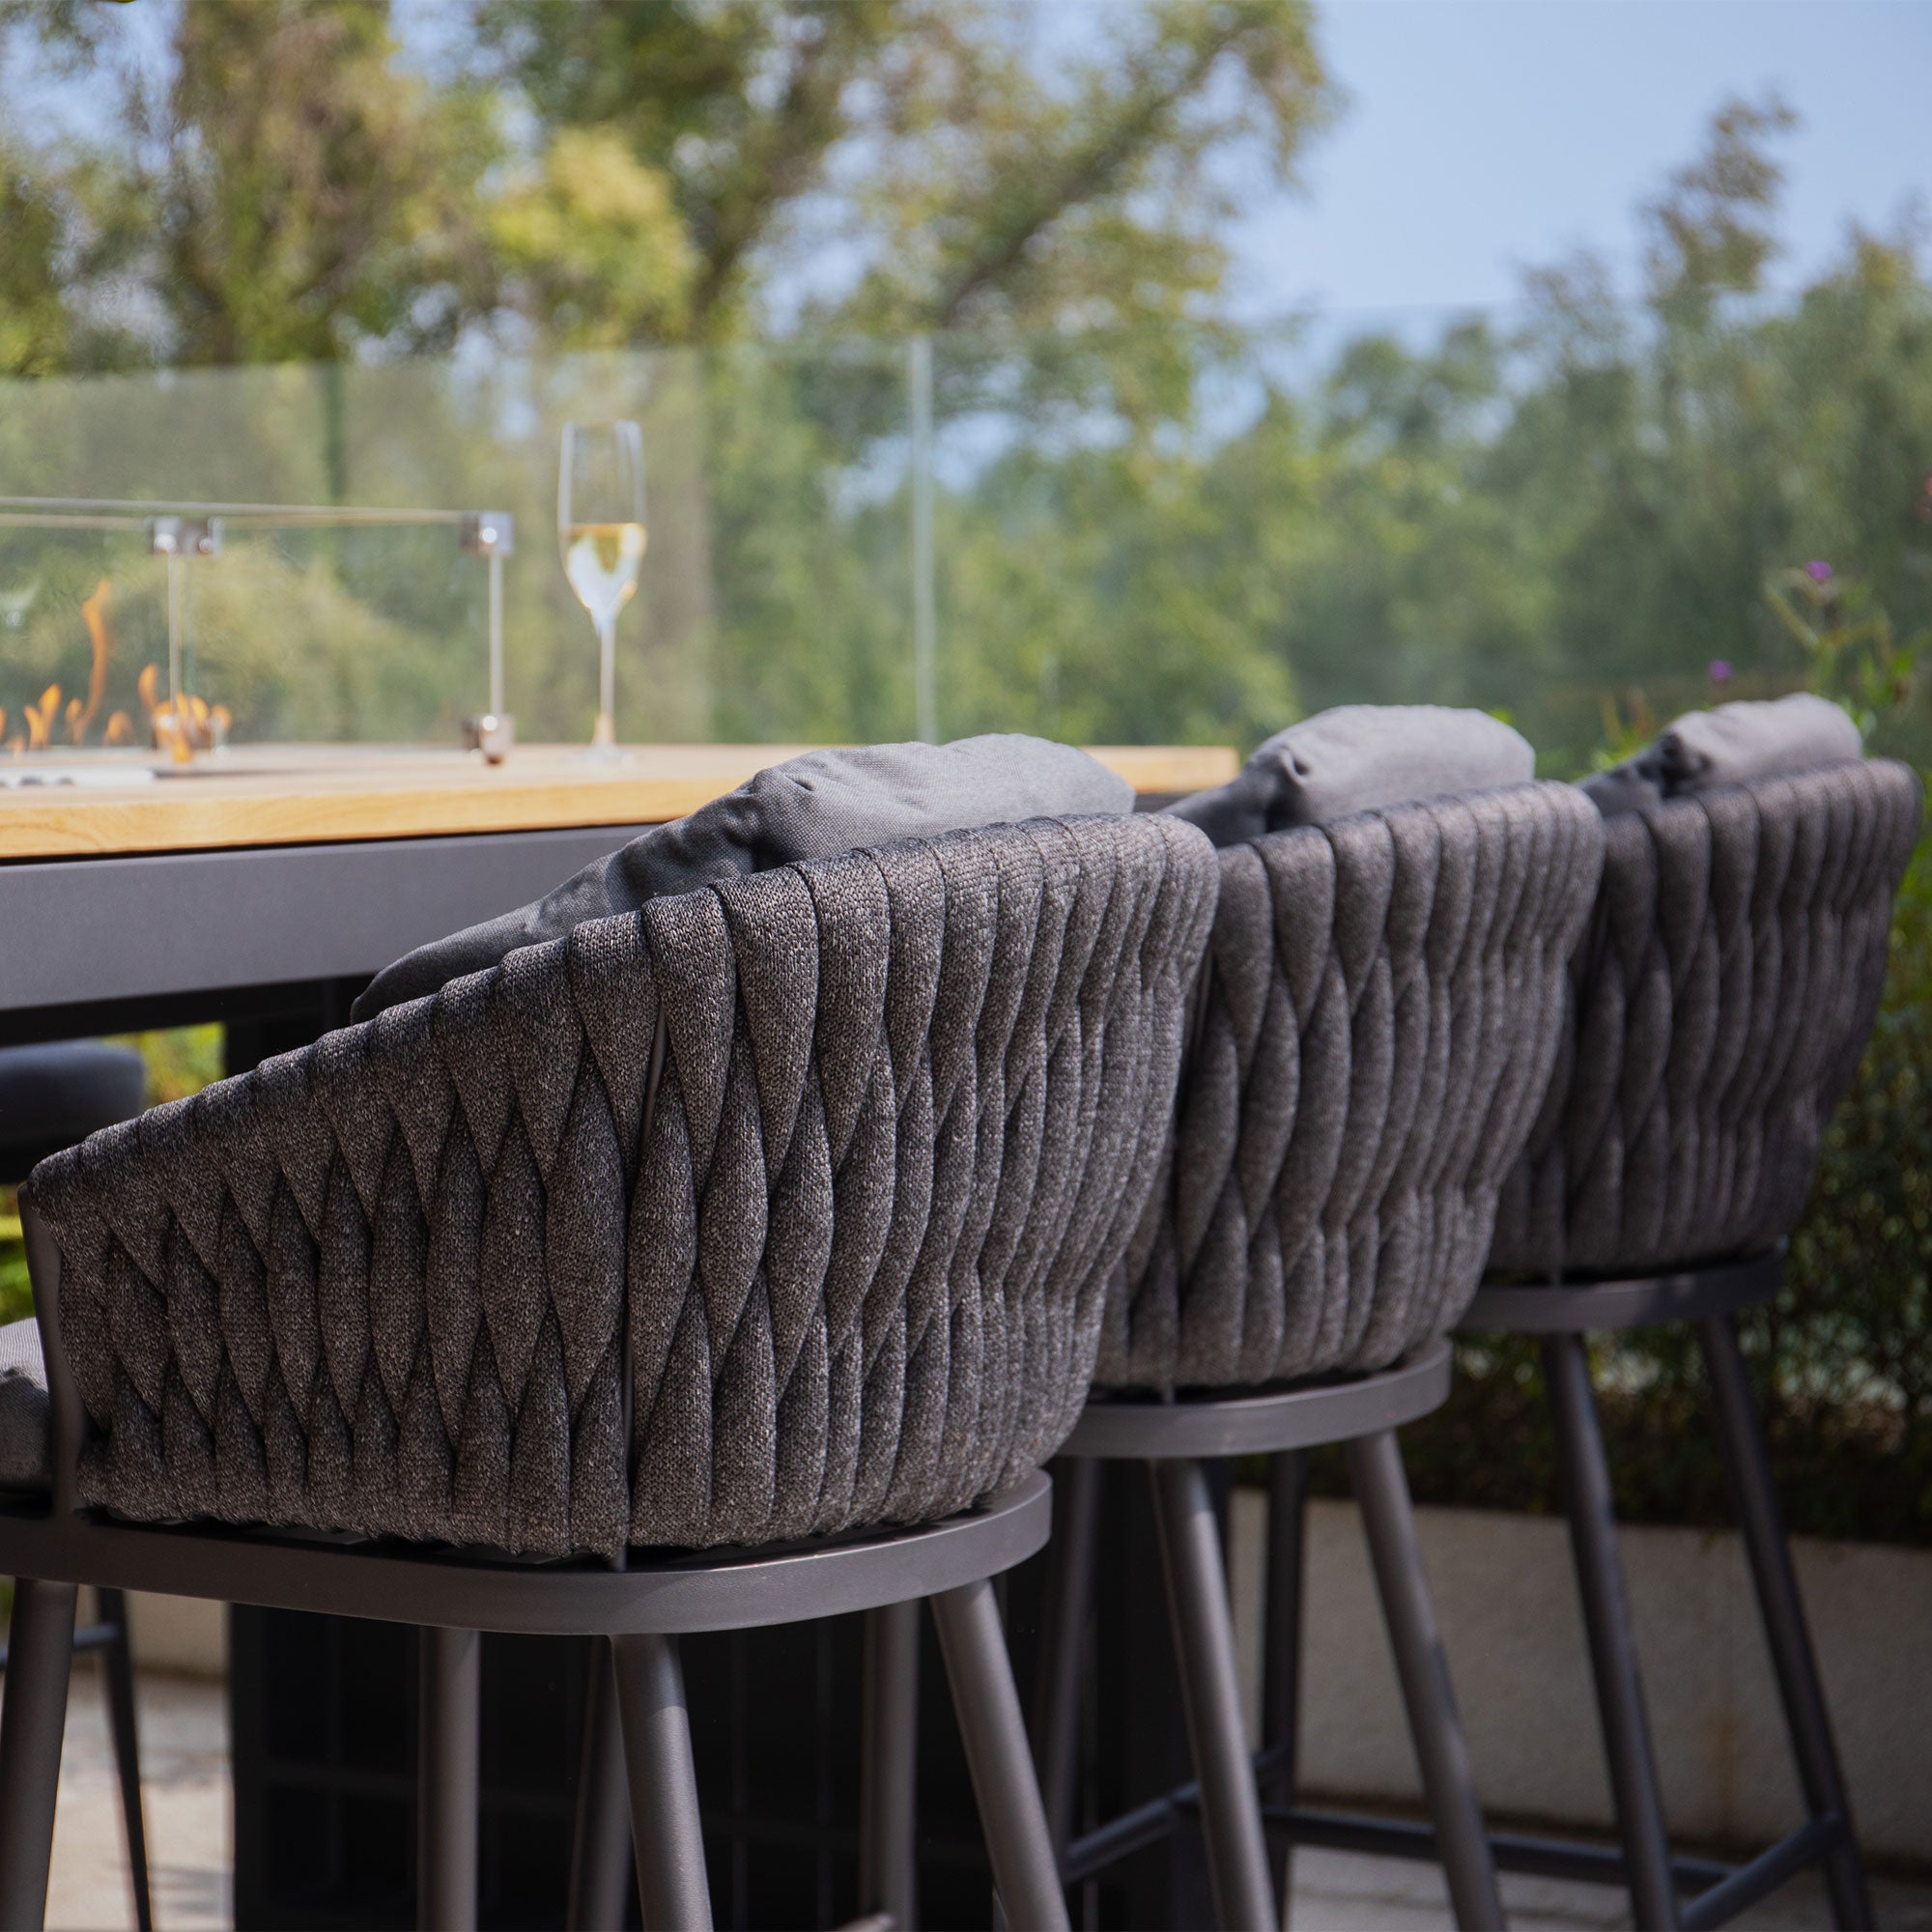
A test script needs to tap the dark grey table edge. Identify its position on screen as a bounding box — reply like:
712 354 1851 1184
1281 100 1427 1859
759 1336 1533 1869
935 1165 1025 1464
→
0 824 639 1044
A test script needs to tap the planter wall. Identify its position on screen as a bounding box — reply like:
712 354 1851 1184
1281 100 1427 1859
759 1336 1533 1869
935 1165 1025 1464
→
1227 1494 1932 1865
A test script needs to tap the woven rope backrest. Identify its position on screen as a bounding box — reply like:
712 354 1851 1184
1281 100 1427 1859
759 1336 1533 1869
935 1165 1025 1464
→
1103 781 1605 1392
1490 758 1923 1278
30 813 1217 1559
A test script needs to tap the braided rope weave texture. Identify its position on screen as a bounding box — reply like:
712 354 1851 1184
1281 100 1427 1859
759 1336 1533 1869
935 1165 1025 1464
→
1104 782 1605 1391
1490 759 1923 1277
31 814 1217 1559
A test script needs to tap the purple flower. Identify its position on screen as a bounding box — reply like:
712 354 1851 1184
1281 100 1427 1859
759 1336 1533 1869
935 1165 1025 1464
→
1805 560 1833 582
1708 659 1733 684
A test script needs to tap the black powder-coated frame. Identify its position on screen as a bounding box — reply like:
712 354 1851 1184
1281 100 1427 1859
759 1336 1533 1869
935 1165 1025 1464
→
1033 1343 1504 1932
0 1206 1071 1932
1264 1255 1872 1932
0 1590 151 1932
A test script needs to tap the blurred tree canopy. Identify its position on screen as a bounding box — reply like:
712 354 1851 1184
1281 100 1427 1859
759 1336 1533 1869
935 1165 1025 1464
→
0 0 1331 370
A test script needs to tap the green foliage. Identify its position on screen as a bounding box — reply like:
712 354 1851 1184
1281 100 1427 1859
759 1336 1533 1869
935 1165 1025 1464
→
0 0 1333 366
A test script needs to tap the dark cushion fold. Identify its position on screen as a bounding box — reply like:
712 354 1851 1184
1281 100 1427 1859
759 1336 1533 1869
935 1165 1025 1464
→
1581 694 1863 817
352 734 1134 1020
0 1043 146 1180
1168 705 1535 847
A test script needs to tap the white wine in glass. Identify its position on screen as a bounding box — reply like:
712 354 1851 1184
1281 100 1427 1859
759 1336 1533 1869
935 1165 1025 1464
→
557 420 645 752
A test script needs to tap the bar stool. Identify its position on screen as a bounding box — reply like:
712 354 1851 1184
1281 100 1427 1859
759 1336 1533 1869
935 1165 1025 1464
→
1037 781 1605 1929
0 1042 152 1932
1462 754 1922 1930
0 811 1217 1931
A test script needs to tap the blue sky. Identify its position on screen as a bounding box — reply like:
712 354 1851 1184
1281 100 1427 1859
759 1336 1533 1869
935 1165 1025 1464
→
1228 0 1932 321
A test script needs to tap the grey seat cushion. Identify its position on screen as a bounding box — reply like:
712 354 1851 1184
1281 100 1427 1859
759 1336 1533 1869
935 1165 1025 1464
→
1168 706 1535 847
29 814 1217 1559
352 734 1134 1020
1492 759 1923 1276
1582 695 1863 817
0 1317 50 1492
1106 782 1604 1391
0 1042 146 1181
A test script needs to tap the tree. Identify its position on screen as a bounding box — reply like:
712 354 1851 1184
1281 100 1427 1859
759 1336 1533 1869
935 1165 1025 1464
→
0 0 507 367
0 0 1334 369
479 0 1329 344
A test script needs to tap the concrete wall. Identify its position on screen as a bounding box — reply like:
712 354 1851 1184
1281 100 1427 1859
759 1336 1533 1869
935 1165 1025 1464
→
1227 1494 1932 1864
118 1591 225 1680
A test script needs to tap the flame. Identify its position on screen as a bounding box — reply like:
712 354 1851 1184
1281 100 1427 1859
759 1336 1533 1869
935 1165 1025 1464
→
71 578 111 743
103 711 134 746
23 684 60 752
137 665 159 717
4 736 21 756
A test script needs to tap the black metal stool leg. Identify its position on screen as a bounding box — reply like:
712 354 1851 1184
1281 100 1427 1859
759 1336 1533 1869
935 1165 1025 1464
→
1544 1332 1679 1930
568 1640 634 1932
1699 1314 1873 1931
1345 1431 1504 1932
417 1626 480 1932
1032 1457 1102 1861
1262 1450 1307 1928
93 1590 152 1932
0 1578 78 1932
929 1577 1069 1932
612 1631 713 1932
860 1599 920 1929
1148 1457 1276 1932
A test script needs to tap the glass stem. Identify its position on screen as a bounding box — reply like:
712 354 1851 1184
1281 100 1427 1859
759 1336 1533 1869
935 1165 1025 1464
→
595 615 617 747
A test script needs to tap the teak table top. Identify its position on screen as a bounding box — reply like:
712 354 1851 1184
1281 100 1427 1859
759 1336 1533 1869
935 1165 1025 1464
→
0 742 1236 861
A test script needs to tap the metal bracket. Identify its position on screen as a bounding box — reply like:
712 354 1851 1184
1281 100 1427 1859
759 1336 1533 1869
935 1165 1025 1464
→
458 512 514 556
147 517 221 558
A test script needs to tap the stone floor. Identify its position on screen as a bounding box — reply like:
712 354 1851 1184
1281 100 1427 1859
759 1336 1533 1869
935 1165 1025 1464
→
33 1668 1932 1930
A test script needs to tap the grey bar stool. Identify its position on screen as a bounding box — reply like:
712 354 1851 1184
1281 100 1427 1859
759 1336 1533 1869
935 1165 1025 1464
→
0 811 1217 1932
1284 756 1923 1926
1466 756 1921 1930
0 1042 152 1932
1037 781 1605 1929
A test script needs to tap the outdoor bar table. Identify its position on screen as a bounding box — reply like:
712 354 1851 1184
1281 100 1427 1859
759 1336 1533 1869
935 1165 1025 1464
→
0 741 1232 1046
0 736 1231 1931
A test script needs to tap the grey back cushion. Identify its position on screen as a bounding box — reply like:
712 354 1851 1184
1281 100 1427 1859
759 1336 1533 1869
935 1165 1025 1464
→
1168 705 1535 847
1105 782 1604 1392
1581 694 1862 817
30 814 1218 1559
1492 758 1922 1277
353 734 1134 1020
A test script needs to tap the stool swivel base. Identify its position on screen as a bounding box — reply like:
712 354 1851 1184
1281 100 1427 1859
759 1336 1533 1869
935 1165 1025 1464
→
1281 1255 1872 1932
1035 1342 1503 1931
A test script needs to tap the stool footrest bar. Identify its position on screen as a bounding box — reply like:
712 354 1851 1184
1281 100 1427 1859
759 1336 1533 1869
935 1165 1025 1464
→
1259 1806 1727 1889
1679 1817 1849 1931
1057 1746 1296 1886
1255 1803 1846 1927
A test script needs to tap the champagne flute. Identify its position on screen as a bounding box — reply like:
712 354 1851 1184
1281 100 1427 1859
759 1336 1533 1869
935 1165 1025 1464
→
557 420 646 753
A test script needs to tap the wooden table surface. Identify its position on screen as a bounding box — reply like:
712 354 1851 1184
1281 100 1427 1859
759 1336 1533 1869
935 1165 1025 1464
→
0 743 1235 860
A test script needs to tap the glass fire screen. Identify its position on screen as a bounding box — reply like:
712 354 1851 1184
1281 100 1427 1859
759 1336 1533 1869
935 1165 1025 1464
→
0 300 1926 776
